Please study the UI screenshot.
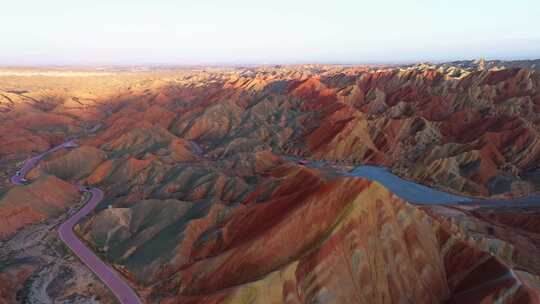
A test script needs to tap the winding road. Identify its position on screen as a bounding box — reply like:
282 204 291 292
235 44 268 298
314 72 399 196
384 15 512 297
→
294 157 540 206
10 141 142 304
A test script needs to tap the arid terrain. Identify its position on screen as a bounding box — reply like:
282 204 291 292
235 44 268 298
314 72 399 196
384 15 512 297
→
1 61 540 303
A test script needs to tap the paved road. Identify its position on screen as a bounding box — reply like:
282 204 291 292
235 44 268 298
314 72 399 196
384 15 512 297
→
346 165 540 206
346 165 472 204
10 141 142 304
10 140 77 185
288 156 540 206
59 187 142 304
285 156 473 204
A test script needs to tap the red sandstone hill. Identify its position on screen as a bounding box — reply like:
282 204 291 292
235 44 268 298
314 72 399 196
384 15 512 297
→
3 65 540 197
0 175 79 238
80 162 540 303
2 64 540 303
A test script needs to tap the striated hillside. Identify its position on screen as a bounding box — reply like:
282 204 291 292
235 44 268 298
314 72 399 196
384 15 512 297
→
1 64 540 303
76 161 540 303
0 175 79 238
2 64 540 197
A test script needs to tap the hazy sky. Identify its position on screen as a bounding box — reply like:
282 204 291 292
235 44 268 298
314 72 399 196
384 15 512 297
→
1 0 539 65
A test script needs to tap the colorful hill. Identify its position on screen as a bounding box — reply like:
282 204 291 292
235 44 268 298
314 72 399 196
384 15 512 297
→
1 63 540 303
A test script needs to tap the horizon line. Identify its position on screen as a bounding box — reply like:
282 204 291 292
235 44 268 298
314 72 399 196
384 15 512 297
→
0 56 539 69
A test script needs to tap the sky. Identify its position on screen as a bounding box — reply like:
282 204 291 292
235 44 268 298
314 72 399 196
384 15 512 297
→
1 0 539 65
